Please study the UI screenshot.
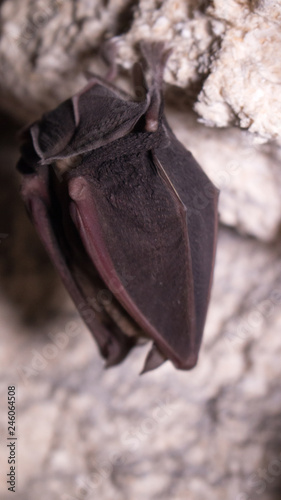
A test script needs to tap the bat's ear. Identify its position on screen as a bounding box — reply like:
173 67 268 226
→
137 41 172 132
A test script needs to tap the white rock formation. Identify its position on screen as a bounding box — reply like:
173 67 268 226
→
1 1 281 499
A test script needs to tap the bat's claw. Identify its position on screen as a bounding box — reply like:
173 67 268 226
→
140 343 167 374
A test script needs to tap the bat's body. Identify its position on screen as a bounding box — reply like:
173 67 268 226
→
17 42 219 372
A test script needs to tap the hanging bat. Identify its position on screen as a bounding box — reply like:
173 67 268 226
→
17 41 219 373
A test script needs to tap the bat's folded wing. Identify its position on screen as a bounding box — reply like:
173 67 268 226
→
154 123 219 357
19 166 135 366
28 85 149 163
68 135 218 370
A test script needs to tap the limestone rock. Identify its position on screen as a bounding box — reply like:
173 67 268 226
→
1 0 281 240
167 106 281 241
1 227 281 500
0 3 281 499
196 1 281 143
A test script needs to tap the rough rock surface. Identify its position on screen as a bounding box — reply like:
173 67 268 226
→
195 0 281 142
1 0 281 240
1 0 281 144
1 1 281 499
118 0 281 144
166 106 281 241
1 197 281 500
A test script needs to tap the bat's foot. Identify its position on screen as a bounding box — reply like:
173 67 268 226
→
137 41 172 133
99 38 118 81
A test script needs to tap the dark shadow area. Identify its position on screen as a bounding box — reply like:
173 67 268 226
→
114 0 139 36
259 411 281 500
0 110 64 324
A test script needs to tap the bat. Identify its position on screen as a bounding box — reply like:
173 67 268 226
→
17 41 219 373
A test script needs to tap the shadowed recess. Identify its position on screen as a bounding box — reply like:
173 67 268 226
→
0 111 63 323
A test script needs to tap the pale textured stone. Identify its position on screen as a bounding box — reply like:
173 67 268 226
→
196 1 281 143
1 2 281 500
117 0 216 87
1 0 281 144
118 0 281 144
0 0 133 120
1 214 281 499
1 0 281 240
167 106 281 241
